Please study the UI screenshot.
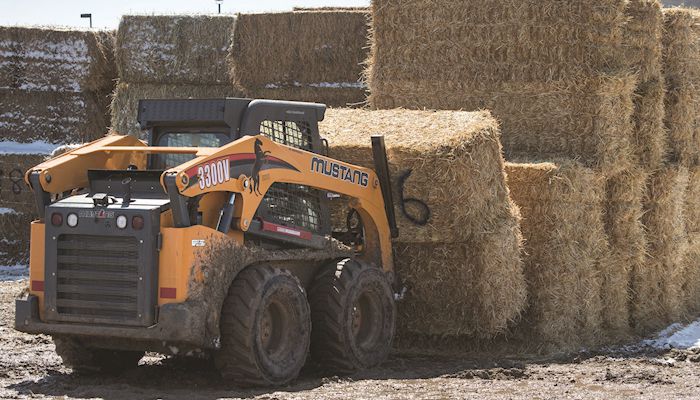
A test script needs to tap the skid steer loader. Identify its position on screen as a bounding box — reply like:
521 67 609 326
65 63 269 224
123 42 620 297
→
14 98 399 386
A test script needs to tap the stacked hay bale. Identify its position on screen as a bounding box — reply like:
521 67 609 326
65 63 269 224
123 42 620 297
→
366 0 645 349
683 167 700 315
505 161 608 352
229 10 368 107
319 109 526 340
111 15 241 136
0 27 115 143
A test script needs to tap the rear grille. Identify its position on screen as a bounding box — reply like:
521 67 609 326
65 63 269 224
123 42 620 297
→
56 234 139 321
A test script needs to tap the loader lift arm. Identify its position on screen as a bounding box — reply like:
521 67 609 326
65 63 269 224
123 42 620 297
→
163 134 396 272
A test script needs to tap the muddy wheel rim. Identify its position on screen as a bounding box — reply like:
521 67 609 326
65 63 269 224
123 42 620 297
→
351 290 382 350
260 299 290 360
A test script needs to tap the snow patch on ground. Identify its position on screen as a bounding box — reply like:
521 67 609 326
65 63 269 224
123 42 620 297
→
0 140 63 155
642 320 700 350
0 264 28 281
0 208 18 215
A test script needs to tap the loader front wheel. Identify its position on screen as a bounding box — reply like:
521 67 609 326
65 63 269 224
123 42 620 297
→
309 258 395 373
52 336 143 373
214 266 311 387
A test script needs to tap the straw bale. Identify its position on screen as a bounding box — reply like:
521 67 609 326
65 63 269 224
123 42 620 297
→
662 8 700 166
243 86 365 108
116 15 235 84
393 218 526 338
682 233 700 316
0 27 116 92
0 153 46 216
371 75 637 176
602 168 649 339
633 165 690 333
320 108 518 243
367 0 628 87
686 166 700 234
230 11 368 90
505 161 607 352
109 82 244 137
0 88 109 144
0 212 32 266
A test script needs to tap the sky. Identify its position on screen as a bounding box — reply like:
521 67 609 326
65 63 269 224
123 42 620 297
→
0 0 370 29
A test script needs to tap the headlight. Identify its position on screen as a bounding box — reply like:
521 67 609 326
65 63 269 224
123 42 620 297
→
116 215 128 229
66 213 78 227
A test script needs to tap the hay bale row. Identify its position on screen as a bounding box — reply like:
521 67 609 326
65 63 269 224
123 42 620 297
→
0 27 115 93
662 8 700 167
0 153 46 216
371 76 636 176
505 161 607 352
632 166 690 333
624 0 667 171
230 11 368 107
682 233 700 316
0 212 32 266
320 108 526 338
109 82 243 137
0 89 110 144
366 0 628 86
116 15 236 85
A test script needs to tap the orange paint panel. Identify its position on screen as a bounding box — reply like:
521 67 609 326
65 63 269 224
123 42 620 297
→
28 221 45 319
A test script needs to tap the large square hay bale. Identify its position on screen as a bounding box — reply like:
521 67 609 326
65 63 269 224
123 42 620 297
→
506 161 607 352
662 8 700 166
320 108 518 244
394 218 526 338
633 165 690 333
0 89 109 144
230 11 368 106
110 82 243 137
116 15 236 84
686 166 700 234
0 153 47 216
624 0 666 171
0 27 116 92
682 233 700 316
0 211 32 266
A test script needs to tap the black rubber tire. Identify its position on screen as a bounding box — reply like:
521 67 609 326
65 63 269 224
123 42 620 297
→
214 266 311 387
52 336 143 373
309 258 396 373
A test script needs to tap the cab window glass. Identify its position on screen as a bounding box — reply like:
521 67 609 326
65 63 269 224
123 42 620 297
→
152 132 228 169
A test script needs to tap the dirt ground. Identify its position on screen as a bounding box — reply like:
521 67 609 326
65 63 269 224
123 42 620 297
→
2 280 700 400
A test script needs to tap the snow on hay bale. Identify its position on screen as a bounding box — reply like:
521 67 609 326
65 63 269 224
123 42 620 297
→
633 166 690 333
115 15 236 84
0 153 46 216
505 161 607 352
624 0 666 171
230 11 368 107
662 8 700 167
0 27 116 93
0 89 109 144
319 108 526 337
320 108 519 244
110 82 243 136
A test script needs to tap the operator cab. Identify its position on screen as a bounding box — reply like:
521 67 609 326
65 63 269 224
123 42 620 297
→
137 98 332 249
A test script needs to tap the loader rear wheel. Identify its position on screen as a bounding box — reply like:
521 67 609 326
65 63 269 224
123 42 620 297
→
309 258 395 373
52 336 143 373
214 266 311 387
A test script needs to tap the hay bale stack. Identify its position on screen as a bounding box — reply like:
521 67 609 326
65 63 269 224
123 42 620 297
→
683 233 700 316
115 15 235 84
0 89 110 143
0 27 115 92
633 166 690 333
110 82 242 136
320 108 526 338
662 8 700 166
230 11 368 107
505 161 607 352
112 15 242 136
0 212 33 266
366 0 636 175
0 27 115 144
624 0 667 171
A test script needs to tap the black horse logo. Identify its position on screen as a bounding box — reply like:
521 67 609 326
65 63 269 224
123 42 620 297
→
249 138 270 196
